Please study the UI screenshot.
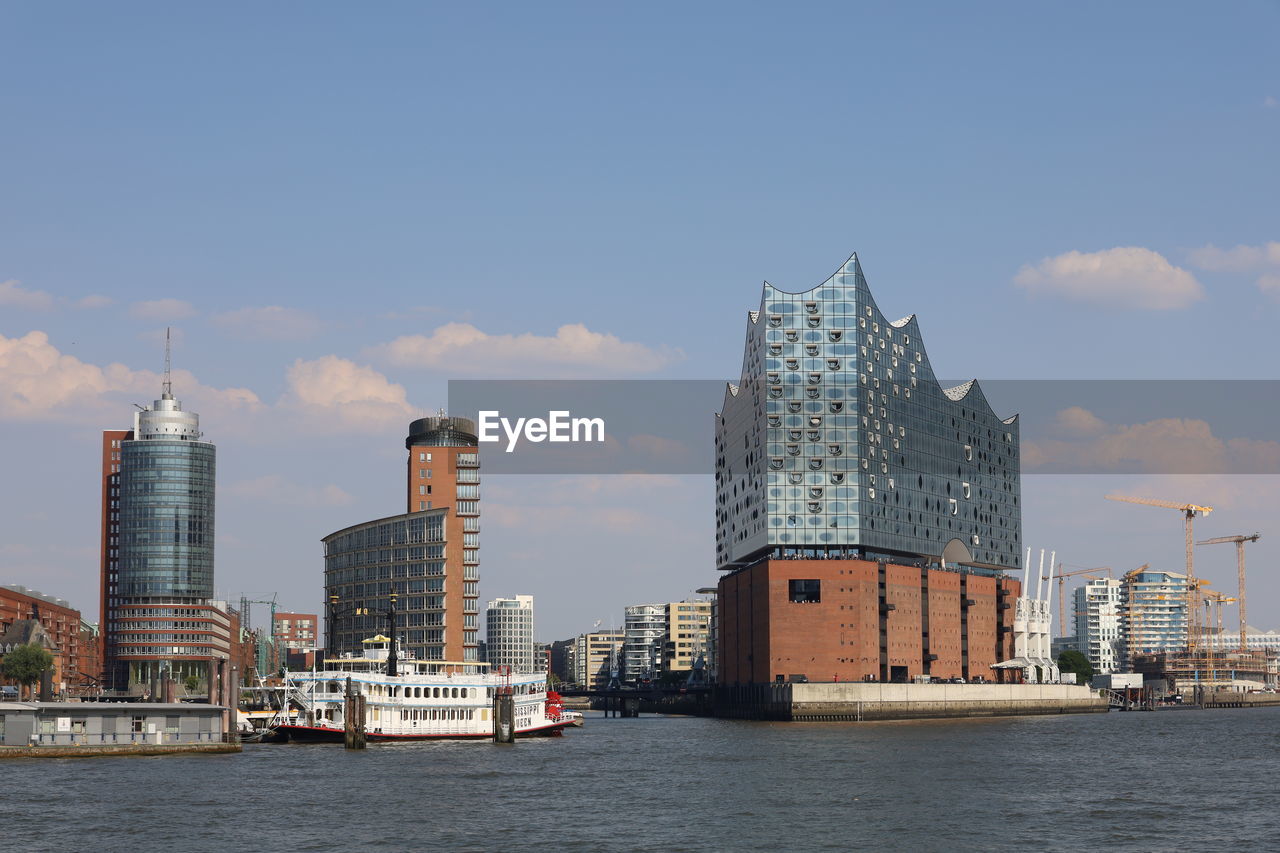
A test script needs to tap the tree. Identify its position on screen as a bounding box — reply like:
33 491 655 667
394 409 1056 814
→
184 674 203 693
2 643 54 699
1057 649 1094 685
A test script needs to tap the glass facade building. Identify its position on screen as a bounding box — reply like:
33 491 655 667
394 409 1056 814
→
118 441 216 598
323 511 452 660
1121 569 1189 667
715 253 1021 572
106 389 226 693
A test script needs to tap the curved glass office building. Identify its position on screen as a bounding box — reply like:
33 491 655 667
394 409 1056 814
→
118 440 215 598
109 390 220 692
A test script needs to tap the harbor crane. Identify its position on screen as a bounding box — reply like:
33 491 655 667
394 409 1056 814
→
1056 565 1112 637
1105 494 1212 652
1196 533 1261 652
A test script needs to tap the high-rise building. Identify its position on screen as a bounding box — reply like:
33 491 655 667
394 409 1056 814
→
324 416 479 662
485 595 535 673
715 254 1021 685
1073 578 1123 674
101 377 226 695
622 604 666 683
1121 568 1188 668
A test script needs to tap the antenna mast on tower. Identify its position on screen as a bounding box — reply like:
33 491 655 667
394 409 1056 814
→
162 327 173 399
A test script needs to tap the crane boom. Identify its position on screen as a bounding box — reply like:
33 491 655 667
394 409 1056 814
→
1105 494 1212 653
1196 533 1260 652
1105 494 1213 515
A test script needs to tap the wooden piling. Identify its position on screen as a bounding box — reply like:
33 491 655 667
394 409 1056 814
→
493 692 515 743
344 677 366 749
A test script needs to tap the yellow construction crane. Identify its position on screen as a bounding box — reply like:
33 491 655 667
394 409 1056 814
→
1196 533 1260 652
1201 588 1237 683
1105 495 1212 653
1056 565 1112 637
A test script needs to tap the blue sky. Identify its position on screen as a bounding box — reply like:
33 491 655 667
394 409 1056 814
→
2 2 1278 638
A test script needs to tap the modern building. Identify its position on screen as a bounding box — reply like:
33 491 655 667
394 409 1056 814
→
1121 568 1188 668
661 600 712 677
548 638 575 684
1199 625 1280 653
324 416 479 662
715 254 1022 685
1073 578 1123 674
0 584 82 694
273 612 318 652
622 604 666 683
570 630 623 689
485 595 536 673
99 374 228 695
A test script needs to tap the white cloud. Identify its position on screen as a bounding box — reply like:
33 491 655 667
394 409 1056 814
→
0 330 260 421
1023 407 1280 475
130 298 196 321
1014 247 1204 310
1052 406 1107 437
369 322 682 377
1187 241 1280 299
1186 241 1280 272
224 474 354 507
281 355 417 431
0 280 55 311
73 294 113 309
211 306 323 340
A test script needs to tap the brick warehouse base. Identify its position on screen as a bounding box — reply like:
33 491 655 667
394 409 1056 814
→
714 683 1106 721
718 558 1020 686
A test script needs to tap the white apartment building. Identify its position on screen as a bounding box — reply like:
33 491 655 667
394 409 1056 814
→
485 595 535 673
1073 578 1123 674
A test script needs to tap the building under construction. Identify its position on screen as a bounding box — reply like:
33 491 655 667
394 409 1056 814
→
1132 648 1277 692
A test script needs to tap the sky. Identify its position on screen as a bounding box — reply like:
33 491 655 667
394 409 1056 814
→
2 2 1278 640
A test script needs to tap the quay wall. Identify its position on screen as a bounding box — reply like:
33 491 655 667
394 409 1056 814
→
714 683 1106 721
0 742 240 759
1199 691 1280 709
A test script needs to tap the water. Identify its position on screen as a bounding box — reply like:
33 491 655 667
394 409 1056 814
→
7 708 1278 852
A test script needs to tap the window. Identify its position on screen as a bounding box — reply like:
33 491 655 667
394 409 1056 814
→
789 579 821 603
132 716 145 733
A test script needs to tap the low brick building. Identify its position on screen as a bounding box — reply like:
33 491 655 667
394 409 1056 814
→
717 558 1019 685
0 585 84 695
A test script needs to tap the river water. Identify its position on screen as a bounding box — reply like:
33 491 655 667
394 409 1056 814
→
7 707 1278 852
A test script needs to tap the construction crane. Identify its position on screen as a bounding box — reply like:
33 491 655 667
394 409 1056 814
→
1056 565 1113 637
1201 588 1237 684
1105 494 1212 653
241 594 280 676
1196 533 1260 652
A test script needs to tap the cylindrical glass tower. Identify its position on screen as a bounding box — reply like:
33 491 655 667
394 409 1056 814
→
112 392 218 692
